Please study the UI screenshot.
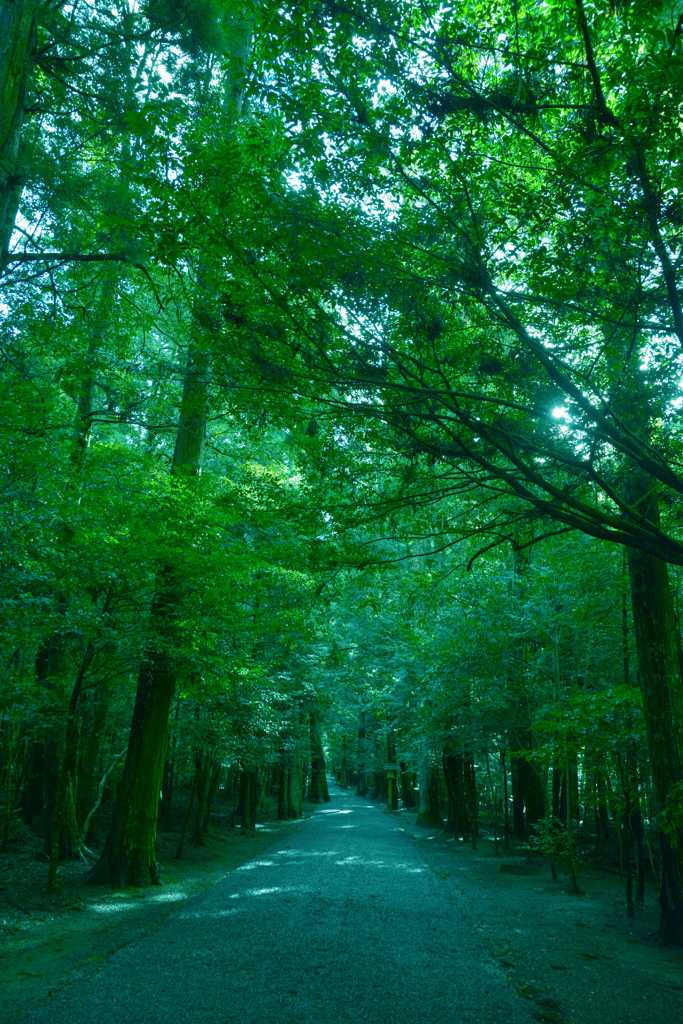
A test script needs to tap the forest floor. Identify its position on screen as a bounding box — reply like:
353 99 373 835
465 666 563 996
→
402 821 683 1023
0 790 681 1024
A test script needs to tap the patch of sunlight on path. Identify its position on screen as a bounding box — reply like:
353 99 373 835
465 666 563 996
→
21 782 536 1024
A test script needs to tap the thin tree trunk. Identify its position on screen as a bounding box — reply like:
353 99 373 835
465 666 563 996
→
191 751 210 846
501 747 510 851
307 710 330 803
46 641 98 889
386 729 398 811
340 736 348 789
355 708 367 797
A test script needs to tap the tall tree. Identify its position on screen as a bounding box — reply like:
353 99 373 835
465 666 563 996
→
87 6 254 885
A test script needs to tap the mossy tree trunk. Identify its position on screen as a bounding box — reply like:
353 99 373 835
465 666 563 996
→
89 645 176 884
625 474 683 943
0 0 39 257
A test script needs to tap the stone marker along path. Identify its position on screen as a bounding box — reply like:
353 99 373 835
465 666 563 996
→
21 785 536 1024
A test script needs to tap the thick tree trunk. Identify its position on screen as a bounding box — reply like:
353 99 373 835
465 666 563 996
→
238 769 258 835
625 494 683 942
86 651 176 884
307 710 330 803
510 729 545 838
443 746 470 840
511 752 526 839
0 0 39 257
86 322 210 885
416 756 442 829
20 738 45 826
286 761 303 819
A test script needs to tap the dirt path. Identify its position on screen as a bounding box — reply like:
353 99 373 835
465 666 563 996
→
4 785 683 1024
12 786 535 1024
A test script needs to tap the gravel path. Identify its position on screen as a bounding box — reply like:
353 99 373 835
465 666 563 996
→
21 785 536 1024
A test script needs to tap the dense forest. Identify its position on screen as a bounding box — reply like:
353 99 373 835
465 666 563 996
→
3 0 683 950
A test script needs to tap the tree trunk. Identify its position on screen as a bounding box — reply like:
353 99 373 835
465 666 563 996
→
386 729 398 811
465 754 478 849
442 746 470 840
501 748 510 850
307 710 330 803
46 642 98 889
511 728 545 837
77 681 111 841
0 0 39 257
400 761 417 809
597 770 611 840
340 736 348 789
510 752 526 839
20 738 45 827
355 708 367 796
625 494 683 941
84 13 254 885
416 756 442 829
203 761 221 835
276 766 287 820
86 314 210 886
191 751 210 846
86 651 176 884
238 769 258 835
286 761 302 819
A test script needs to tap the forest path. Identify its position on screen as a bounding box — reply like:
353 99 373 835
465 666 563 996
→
21 784 535 1024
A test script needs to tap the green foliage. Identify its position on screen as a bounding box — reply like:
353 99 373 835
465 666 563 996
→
522 816 575 861
662 782 683 840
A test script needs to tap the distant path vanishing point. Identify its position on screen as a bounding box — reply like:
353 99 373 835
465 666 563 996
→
22 784 535 1024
